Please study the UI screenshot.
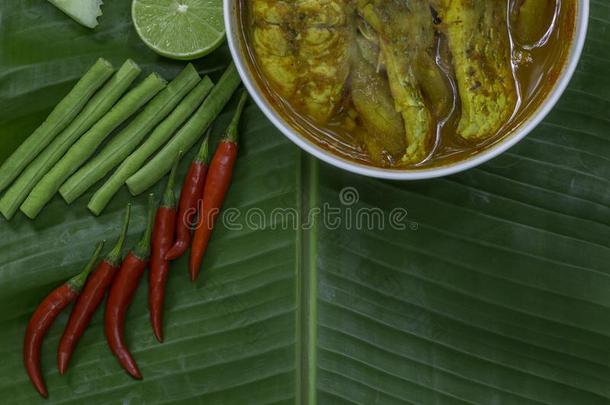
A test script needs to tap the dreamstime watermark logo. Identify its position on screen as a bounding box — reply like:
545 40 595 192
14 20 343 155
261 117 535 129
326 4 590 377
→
183 186 418 232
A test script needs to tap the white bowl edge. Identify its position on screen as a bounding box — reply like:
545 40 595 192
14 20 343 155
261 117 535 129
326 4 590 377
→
224 0 590 180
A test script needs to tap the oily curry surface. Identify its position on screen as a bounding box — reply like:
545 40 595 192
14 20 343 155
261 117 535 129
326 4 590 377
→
239 0 576 169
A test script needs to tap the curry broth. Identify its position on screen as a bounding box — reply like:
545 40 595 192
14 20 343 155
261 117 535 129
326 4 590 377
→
238 0 576 169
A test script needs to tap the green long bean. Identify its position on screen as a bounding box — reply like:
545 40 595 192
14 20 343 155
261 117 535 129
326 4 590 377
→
126 63 241 196
88 76 214 216
21 73 167 219
59 64 201 204
0 58 114 192
0 60 141 220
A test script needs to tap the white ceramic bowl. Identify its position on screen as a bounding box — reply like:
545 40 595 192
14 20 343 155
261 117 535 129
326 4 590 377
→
224 1 589 180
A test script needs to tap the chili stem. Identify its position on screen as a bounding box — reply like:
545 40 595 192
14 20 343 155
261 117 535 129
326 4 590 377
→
87 77 214 216
162 154 181 208
67 241 105 292
224 90 249 143
60 65 200 204
105 204 132 267
21 72 167 219
195 128 211 163
133 194 157 260
0 58 114 193
126 63 241 196
0 60 140 220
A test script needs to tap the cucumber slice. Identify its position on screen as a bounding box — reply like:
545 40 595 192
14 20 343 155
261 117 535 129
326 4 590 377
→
47 0 104 29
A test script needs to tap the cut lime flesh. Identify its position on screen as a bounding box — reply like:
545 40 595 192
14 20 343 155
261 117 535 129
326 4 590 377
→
132 0 225 60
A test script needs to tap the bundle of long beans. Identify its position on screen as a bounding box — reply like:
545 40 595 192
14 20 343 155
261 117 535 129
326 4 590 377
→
0 59 241 220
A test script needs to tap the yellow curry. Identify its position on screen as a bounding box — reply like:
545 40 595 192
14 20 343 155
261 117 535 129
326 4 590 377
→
239 0 575 169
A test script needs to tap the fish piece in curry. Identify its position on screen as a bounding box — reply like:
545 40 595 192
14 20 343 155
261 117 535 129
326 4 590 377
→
251 0 298 97
356 0 445 163
295 0 353 123
438 0 517 140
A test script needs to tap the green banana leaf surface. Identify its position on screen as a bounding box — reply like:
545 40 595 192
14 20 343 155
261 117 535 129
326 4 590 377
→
1 1 609 404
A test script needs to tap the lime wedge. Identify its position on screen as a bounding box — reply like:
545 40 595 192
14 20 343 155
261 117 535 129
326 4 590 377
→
131 0 225 60
48 0 104 29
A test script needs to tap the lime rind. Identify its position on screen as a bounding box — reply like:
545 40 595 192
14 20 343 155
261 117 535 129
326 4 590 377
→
48 0 104 29
131 0 225 61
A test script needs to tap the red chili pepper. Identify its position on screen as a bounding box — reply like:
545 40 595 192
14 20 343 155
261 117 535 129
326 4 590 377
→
104 194 156 379
149 157 179 342
57 204 131 375
189 91 248 282
165 133 210 261
24 241 104 398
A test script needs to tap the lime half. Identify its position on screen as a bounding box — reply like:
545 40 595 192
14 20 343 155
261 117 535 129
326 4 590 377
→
132 0 225 60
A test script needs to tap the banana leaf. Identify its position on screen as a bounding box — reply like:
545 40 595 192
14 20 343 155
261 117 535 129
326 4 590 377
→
1 0 609 403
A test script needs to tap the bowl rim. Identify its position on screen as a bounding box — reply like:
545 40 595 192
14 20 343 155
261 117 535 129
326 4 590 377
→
224 0 590 180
